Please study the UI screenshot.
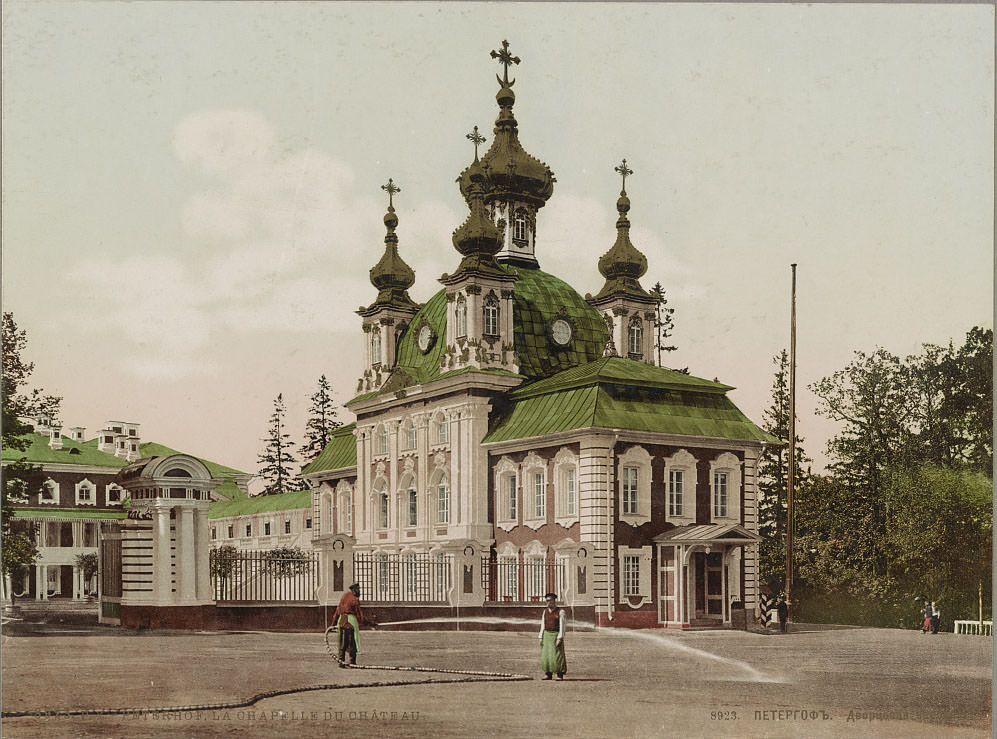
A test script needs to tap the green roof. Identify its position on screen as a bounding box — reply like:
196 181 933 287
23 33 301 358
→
137 442 248 480
208 488 312 519
386 265 609 394
2 433 127 468
301 423 358 475
483 357 777 444
12 508 128 520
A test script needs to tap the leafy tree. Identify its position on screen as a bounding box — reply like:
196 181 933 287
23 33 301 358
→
257 393 302 495
263 546 314 577
757 350 811 590
75 552 99 595
911 327 992 473
2 313 60 597
209 545 240 598
810 348 917 574
301 375 341 464
650 282 677 367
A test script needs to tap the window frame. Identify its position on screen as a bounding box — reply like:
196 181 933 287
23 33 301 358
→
664 449 698 524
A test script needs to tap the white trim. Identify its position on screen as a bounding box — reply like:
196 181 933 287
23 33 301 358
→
618 445 652 525
521 453 547 530
709 452 742 523
664 449 697 525
75 478 97 507
105 483 125 506
553 447 578 527
39 478 60 505
618 545 652 608
494 456 519 532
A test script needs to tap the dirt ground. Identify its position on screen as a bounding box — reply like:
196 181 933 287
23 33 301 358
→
1 618 991 739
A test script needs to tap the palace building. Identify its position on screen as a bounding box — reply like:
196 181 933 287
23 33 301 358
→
305 42 775 628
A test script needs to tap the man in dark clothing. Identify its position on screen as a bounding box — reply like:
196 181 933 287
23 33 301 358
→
777 597 789 633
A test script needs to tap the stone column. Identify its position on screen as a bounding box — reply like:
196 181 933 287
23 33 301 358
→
153 507 172 604
579 434 614 622
178 507 196 602
194 508 211 602
35 565 45 601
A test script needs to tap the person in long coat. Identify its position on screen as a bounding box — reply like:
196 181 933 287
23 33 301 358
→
539 592 567 680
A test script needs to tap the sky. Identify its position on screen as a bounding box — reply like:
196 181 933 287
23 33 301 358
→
2 2 993 476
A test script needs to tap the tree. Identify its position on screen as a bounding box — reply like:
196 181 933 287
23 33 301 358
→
257 393 302 495
756 350 811 589
810 348 917 573
75 552 99 596
650 282 677 367
2 313 60 598
301 375 341 464
910 327 992 473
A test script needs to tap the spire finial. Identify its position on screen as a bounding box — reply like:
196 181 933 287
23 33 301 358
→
490 39 520 87
381 178 400 210
615 158 633 195
466 126 486 159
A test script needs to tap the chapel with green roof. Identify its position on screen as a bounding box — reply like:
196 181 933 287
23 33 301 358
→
302 41 777 629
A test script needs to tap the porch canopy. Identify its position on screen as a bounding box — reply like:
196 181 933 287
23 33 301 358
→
652 523 761 546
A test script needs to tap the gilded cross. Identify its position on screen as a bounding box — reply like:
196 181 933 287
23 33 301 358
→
615 158 633 192
381 178 400 209
466 126 486 158
490 40 521 85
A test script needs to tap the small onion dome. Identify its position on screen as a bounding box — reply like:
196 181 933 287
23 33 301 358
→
591 190 654 303
457 82 555 209
368 204 418 310
451 159 504 273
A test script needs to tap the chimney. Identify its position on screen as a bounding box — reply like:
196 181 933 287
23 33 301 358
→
48 425 63 450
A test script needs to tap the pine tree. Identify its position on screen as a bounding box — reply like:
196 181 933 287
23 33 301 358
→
650 282 677 367
301 375 341 464
257 393 301 495
757 349 811 589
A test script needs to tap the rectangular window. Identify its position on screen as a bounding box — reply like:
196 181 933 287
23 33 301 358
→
104 436 113 444
227 525 234 538
437 481 449 524
484 304 498 336
78 486 92 501
456 303 467 338
622 466 638 515
407 488 417 527
507 475 517 520
211 528 217 540
371 332 382 365
407 426 417 450
380 493 389 529
245 524 252 537
305 518 312 529
284 520 291 534
623 555 640 596
565 467 576 516
533 471 546 519
344 495 353 532
713 471 728 518
438 419 449 443
378 429 388 455
264 522 271 536
668 470 684 517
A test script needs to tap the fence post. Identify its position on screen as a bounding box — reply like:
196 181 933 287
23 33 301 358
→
441 540 485 607
314 534 354 606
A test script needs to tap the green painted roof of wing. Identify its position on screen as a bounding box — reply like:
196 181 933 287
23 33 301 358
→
2 433 128 468
389 266 609 390
511 357 733 399
483 358 777 444
208 488 312 519
301 423 358 474
136 442 248 481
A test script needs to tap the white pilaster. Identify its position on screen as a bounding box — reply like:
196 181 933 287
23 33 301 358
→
153 507 172 603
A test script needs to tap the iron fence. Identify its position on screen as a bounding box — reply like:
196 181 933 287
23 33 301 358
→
481 557 566 603
354 552 452 603
210 548 320 602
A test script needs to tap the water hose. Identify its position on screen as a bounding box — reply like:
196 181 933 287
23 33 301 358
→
2 626 530 718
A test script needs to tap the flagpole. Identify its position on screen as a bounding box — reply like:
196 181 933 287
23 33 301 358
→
786 264 797 625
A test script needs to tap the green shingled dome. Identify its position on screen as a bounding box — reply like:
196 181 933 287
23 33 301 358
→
394 265 609 384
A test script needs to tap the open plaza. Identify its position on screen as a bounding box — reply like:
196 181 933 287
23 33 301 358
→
1 618 991 739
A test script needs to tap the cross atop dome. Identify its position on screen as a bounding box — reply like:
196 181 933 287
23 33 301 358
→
381 178 400 210
615 158 633 194
466 126 486 159
490 39 520 87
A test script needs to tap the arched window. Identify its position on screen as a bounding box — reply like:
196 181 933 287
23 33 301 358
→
436 474 450 524
377 484 389 529
455 299 467 338
628 318 643 356
483 297 499 337
371 330 382 366
406 483 418 527
513 209 528 241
